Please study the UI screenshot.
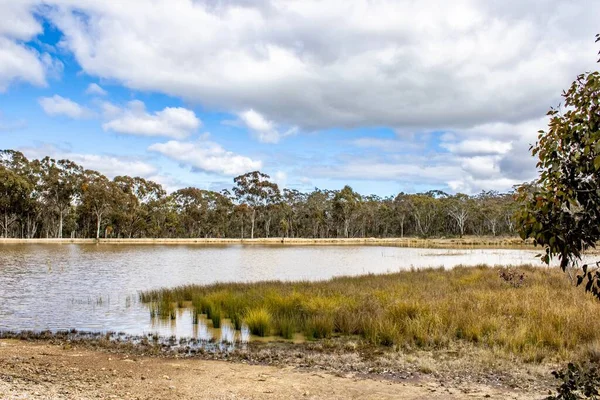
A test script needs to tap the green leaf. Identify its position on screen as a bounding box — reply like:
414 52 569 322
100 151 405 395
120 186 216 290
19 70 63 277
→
595 156 600 171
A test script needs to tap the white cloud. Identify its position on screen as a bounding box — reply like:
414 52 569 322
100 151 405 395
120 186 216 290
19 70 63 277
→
19 144 158 179
442 139 512 156
0 37 46 92
85 82 107 96
238 109 297 143
0 2 60 91
102 100 201 139
149 140 262 176
38 95 94 119
38 0 597 132
148 140 262 176
352 137 423 152
273 170 287 188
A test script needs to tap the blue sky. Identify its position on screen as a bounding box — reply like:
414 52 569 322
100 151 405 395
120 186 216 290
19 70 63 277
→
1 1 598 196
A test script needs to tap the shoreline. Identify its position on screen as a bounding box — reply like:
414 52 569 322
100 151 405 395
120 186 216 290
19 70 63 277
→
0 236 533 248
0 332 552 399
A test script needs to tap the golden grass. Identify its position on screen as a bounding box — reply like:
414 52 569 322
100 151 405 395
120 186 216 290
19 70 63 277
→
140 265 600 361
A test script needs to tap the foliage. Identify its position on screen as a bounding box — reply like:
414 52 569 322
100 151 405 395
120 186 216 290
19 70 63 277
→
0 150 519 239
546 362 600 400
516 36 600 298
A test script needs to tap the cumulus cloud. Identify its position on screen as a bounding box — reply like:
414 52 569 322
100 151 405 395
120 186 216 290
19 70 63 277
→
102 100 201 139
441 139 512 157
85 83 107 96
37 0 598 131
148 140 262 176
38 95 94 119
3 1 594 193
238 109 297 143
19 144 158 179
352 137 424 152
0 2 59 91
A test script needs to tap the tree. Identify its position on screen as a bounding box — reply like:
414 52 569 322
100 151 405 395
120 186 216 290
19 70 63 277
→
81 170 115 239
233 171 279 239
446 193 470 238
38 157 83 238
0 166 31 237
333 185 361 238
516 35 600 298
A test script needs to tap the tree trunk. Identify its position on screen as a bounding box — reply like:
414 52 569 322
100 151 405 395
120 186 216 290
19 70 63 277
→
96 213 102 240
58 210 63 239
400 216 405 238
250 209 256 239
265 216 271 238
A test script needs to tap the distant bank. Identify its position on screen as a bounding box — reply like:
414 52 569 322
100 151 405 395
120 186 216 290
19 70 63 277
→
0 236 532 248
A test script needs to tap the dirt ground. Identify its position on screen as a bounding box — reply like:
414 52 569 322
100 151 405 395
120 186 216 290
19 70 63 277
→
0 340 543 400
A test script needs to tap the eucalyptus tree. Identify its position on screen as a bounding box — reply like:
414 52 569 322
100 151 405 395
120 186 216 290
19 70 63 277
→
393 193 412 238
112 176 166 238
38 157 83 238
0 166 31 237
410 192 446 238
0 149 523 239
81 170 116 239
445 193 471 238
232 171 280 239
333 185 362 238
516 35 600 297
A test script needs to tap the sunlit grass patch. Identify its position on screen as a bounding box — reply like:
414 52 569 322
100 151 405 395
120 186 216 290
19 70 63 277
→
140 264 600 361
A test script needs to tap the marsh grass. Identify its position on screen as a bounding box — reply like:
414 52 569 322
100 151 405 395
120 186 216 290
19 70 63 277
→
244 308 272 337
140 265 600 360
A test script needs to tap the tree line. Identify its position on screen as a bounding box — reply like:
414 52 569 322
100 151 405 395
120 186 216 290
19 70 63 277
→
0 149 519 239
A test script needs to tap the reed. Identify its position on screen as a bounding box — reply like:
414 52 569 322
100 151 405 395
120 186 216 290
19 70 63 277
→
140 265 600 361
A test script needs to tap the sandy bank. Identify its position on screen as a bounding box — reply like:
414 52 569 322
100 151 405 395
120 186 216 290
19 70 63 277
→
0 339 543 399
0 236 532 248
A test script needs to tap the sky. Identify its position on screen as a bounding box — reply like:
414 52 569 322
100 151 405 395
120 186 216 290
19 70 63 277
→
0 1 598 196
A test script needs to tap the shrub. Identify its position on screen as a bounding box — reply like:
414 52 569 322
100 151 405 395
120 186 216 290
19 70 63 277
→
546 362 600 399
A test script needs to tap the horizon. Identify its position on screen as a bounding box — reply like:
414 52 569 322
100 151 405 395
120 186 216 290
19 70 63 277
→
1 1 598 196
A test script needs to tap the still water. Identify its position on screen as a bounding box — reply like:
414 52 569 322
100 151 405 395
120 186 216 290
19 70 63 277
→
0 244 564 337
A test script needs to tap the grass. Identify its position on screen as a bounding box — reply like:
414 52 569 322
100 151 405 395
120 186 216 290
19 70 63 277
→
139 264 600 361
244 308 272 336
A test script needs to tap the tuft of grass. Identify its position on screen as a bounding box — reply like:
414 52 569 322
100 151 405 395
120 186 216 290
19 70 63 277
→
244 308 272 337
274 315 296 340
140 265 600 361
304 314 334 339
211 306 222 328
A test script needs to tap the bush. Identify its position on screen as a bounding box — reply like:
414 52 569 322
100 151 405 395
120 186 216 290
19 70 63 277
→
546 362 600 399
244 308 272 337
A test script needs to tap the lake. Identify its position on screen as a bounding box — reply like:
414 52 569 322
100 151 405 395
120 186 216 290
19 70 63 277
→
0 244 569 338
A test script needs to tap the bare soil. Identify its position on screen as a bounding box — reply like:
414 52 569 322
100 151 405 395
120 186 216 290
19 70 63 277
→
0 236 534 249
0 339 548 399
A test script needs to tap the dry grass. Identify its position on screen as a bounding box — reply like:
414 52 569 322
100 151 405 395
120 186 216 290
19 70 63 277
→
140 265 600 362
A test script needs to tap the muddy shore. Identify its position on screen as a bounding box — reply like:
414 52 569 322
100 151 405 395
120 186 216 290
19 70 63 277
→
0 236 533 249
0 331 556 399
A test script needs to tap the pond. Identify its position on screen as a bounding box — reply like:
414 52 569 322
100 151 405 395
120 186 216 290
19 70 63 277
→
0 244 571 339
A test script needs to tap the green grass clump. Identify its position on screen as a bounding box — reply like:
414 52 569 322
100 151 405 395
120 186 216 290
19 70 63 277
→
244 308 272 337
140 265 600 361
274 315 296 339
211 306 222 328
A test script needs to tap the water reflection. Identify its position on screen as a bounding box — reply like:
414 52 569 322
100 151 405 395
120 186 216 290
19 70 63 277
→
0 244 589 337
